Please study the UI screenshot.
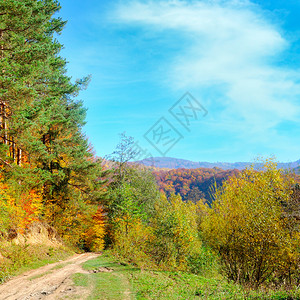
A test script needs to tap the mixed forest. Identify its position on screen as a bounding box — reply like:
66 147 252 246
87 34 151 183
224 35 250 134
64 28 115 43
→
153 167 239 203
0 1 300 298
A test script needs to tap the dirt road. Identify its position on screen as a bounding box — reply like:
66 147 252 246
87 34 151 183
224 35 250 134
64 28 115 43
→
0 253 99 300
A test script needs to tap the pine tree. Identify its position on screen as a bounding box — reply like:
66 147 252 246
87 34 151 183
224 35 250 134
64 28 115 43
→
0 0 108 246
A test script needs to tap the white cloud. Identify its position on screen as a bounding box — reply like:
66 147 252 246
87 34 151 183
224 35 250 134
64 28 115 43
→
111 0 300 157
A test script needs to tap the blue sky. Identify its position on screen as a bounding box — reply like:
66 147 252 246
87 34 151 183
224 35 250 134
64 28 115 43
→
57 0 300 163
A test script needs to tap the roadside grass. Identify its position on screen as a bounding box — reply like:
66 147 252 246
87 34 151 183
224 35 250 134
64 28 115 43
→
73 252 300 300
73 273 89 287
72 253 136 299
11 245 73 274
0 243 73 283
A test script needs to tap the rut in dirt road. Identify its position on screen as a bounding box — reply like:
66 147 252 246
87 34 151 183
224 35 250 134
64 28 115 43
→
0 252 99 300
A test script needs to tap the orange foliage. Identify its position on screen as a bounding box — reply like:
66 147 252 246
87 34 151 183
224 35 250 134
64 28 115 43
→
85 206 106 251
19 190 43 229
153 167 239 203
0 177 43 233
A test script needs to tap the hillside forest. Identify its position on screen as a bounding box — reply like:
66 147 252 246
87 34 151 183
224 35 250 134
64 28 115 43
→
153 167 239 203
0 0 300 298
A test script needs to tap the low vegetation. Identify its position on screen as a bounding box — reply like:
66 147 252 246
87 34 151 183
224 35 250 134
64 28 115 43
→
0 242 72 283
72 252 300 299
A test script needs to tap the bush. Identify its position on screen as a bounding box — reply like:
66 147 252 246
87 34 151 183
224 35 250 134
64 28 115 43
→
201 160 300 287
149 193 202 271
187 246 219 276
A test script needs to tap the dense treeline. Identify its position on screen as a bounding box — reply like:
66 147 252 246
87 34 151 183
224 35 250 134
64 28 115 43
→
108 153 300 290
0 0 107 250
153 167 239 203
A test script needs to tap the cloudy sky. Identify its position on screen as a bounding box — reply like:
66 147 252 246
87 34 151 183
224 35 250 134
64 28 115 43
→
58 0 300 162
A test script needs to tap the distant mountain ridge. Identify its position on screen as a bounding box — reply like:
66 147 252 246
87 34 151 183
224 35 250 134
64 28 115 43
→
137 157 300 171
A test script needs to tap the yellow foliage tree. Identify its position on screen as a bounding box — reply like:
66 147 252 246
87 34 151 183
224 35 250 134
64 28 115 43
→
112 213 153 267
85 206 106 252
201 160 299 287
151 192 201 270
0 176 43 234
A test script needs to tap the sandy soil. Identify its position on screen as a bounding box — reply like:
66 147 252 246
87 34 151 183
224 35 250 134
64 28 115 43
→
0 253 99 300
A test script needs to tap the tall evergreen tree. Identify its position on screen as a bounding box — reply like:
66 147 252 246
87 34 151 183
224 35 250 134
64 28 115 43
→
0 0 108 246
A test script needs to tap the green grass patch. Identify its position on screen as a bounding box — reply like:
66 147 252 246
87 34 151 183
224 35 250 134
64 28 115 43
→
79 253 135 300
73 252 300 300
72 273 89 287
130 269 245 299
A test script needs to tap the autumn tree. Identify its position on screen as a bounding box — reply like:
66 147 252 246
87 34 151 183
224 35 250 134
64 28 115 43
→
153 167 239 203
149 192 202 270
85 206 106 252
201 160 299 287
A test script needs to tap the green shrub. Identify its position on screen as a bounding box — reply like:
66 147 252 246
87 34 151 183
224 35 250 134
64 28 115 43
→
187 246 219 276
